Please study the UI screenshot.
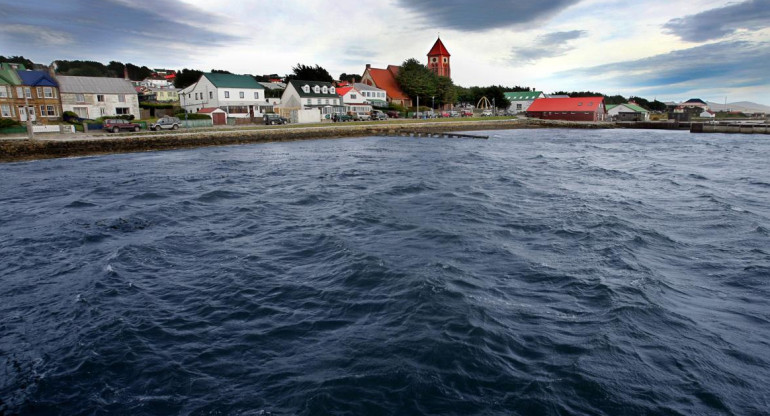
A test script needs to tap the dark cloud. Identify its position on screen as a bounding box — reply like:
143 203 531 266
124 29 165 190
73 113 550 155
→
0 0 240 61
561 41 770 95
512 30 587 63
397 0 581 31
663 0 770 42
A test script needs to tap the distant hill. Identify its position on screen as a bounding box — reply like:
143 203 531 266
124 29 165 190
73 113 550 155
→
706 101 770 113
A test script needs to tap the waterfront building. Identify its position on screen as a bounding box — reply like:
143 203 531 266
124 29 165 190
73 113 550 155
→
526 97 607 122
58 75 140 119
504 91 545 114
0 63 24 121
278 80 344 119
180 72 269 119
352 83 388 108
361 64 412 108
606 103 650 121
336 86 372 114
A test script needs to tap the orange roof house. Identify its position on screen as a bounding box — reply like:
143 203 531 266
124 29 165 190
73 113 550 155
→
361 64 412 108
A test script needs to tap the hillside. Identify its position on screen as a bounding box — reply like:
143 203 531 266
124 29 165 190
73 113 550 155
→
706 101 770 113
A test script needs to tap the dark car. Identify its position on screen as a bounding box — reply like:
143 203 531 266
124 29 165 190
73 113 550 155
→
264 113 288 125
371 110 389 120
332 113 352 122
386 111 400 119
103 119 141 133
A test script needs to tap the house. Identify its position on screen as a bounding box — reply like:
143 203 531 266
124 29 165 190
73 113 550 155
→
15 68 62 123
0 62 24 121
147 87 179 103
699 110 716 119
352 83 387 107
337 86 372 114
526 97 607 122
58 76 140 119
606 103 650 121
278 80 344 119
504 91 545 114
180 72 269 118
361 64 412 108
198 107 227 125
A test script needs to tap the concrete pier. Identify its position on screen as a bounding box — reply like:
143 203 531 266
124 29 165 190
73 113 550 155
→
691 123 770 134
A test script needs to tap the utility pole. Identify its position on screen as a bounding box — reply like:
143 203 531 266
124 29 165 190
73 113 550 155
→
432 96 435 113
24 89 34 140
416 96 419 118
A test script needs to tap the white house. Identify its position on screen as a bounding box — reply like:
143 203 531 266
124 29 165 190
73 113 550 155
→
352 82 387 107
337 86 371 114
181 72 269 118
57 75 140 119
606 103 650 121
700 110 716 119
278 80 345 119
504 91 545 114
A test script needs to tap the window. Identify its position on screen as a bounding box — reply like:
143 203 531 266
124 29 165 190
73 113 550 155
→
209 91 213 99
225 91 230 98
97 94 104 102
324 99 329 104
239 91 244 99
351 94 357 100
100 108 106 116
118 94 125 102
0 86 7 98
25 87 31 98
1 104 11 117
254 92 259 99
40 105 57 117
431 57 437 63
516 104 522 110
116 107 130 115
37 87 43 98
75 94 85 103
16 87 22 98
443 57 448 63
330 87 335 94
44 87 53 98
313 85 320 94
317 99 321 104
74 107 88 118
322 86 328 94
302 85 310 93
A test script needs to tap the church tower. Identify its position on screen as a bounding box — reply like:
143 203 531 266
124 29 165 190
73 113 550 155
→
427 37 450 79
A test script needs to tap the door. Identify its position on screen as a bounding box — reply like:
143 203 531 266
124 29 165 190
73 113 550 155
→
19 106 36 122
212 112 226 125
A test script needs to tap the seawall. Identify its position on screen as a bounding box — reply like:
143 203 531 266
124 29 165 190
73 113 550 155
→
0 119 612 163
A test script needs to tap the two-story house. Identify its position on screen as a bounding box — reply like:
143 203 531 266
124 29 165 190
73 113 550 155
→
180 72 268 118
278 80 344 118
0 62 24 121
58 76 140 119
336 86 371 114
352 83 387 107
0 63 63 124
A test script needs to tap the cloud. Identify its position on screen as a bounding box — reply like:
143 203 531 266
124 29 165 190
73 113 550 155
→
663 0 770 42
560 40 770 95
0 0 240 60
397 0 581 31
511 30 587 63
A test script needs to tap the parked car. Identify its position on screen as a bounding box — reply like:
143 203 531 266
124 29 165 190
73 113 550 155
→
371 110 389 120
461 109 474 117
449 110 460 117
103 119 141 133
149 116 181 131
332 113 352 122
264 113 288 125
387 111 400 119
481 110 494 116
352 112 371 121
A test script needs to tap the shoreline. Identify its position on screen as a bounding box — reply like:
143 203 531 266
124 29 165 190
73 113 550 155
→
0 119 612 163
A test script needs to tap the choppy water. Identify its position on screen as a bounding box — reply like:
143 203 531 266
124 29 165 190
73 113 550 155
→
1 129 769 415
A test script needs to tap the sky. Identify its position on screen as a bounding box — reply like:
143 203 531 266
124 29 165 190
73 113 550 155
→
1 0 769 104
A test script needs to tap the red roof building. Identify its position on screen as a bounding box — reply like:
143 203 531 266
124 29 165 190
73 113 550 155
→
427 37 451 78
360 64 412 107
526 97 607 122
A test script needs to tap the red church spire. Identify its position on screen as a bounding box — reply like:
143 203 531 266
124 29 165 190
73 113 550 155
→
427 37 451 79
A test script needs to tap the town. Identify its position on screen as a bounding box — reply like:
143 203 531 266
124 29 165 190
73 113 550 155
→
0 37 767 136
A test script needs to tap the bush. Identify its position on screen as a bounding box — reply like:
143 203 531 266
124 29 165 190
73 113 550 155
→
0 118 22 128
62 111 79 121
95 115 135 122
140 102 174 109
173 111 211 120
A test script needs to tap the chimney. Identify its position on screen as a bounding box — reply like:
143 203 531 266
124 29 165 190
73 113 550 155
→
123 66 129 80
366 64 371 70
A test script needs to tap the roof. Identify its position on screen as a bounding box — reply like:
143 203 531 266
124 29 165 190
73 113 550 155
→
16 70 58 87
0 63 23 86
288 80 338 98
364 66 409 100
259 82 286 90
198 107 225 113
57 75 137 94
427 37 451 57
684 98 707 105
624 103 648 112
336 86 354 96
353 82 384 92
527 97 605 113
204 72 263 89
504 91 543 101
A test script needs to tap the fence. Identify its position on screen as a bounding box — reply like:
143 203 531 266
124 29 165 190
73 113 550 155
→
0 126 27 135
181 119 213 128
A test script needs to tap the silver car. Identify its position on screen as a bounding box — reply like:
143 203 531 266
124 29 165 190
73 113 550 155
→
150 116 181 131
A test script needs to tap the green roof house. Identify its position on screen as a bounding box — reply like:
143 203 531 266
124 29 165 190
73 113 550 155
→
180 72 269 118
504 90 545 114
606 103 649 121
0 63 24 119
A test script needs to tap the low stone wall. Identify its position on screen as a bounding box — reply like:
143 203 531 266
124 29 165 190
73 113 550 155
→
691 123 770 134
0 119 612 162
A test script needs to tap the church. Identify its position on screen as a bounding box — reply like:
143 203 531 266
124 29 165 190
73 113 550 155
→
361 37 452 109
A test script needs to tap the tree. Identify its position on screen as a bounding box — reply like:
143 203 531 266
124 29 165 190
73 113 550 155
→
286 64 333 82
0 55 35 68
211 69 232 74
107 61 125 77
396 58 437 105
174 68 203 89
435 76 457 108
125 63 152 80
339 73 362 83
